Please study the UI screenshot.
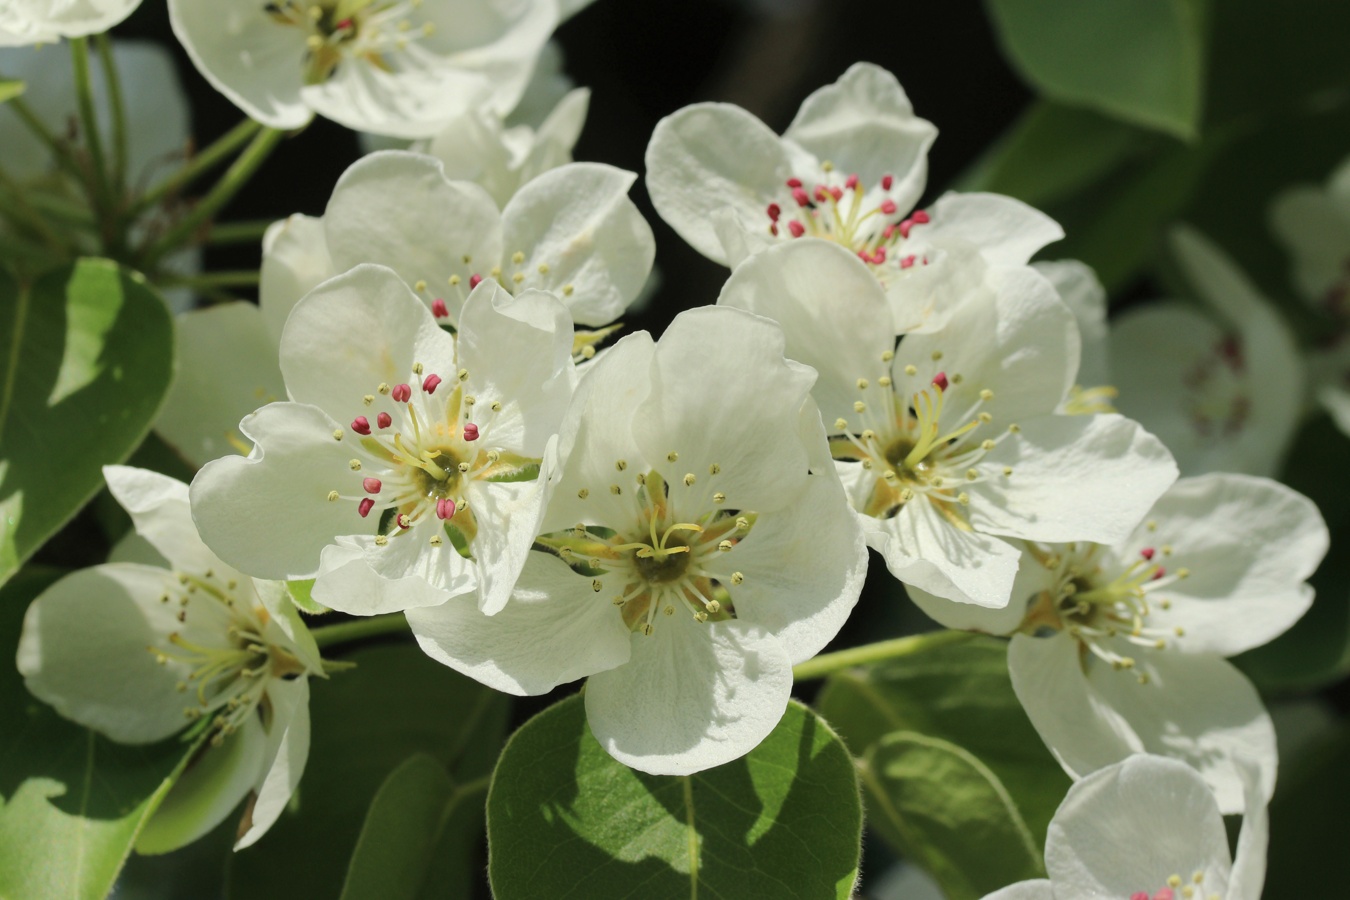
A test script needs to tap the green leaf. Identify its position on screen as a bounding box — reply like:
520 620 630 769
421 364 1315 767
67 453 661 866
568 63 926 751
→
226 643 510 900
814 634 1070 850
285 578 329 615
340 754 488 900
985 0 1207 139
0 260 174 588
862 732 1043 900
0 80 23 105
0 567 202 900
1264 723 1350 899
487 695 862 900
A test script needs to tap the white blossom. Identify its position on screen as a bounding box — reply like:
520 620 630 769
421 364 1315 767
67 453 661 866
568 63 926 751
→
190 264 576 617
981 755 1268 900
718 239 1177 608
15 466 322 852
167 0 558 137
0 0 142 44
406 306 868 775
912 472 1327 812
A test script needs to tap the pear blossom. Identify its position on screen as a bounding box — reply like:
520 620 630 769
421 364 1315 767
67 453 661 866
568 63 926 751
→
1270 154 1350 436
0 0 142 44
981 754 1268 900
15 466 322 852
190 264 576 617
167 0 558 137
911 472 1327 812
1110 227 1304 476
406 306 868 775
718 239 1177 608
646 61 1063 331
1033 259 1115 412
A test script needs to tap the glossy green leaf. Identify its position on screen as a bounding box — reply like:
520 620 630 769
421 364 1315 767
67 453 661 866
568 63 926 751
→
340 754 488 900
0 260 174 588
985 0 1207 139
226 642 510 900
285 578 329 615
863 732 1043 900
487 695 862 900
0 567 201 900
814 633 1070 850
0 80 22 104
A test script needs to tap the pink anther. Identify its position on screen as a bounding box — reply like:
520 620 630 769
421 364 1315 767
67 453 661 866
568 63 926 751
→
469 274 483 289
1131 894 1149 900
814 186 829 203
1152 568 1166 581
828 186 843 202
1153 890 1175 900
880 199 898 215
770 224 779 236
883 224 896 240
792 188 810 207
463 423 480 441
431 298 449 318
766 202 781 221
872 247 887 264
336 17 353 29
391 383 412 403
788 221 805 238
376 412 392 429
1140 547 1156 561
900 255 916 269
436 497 456 520
932 372 949 391
358 498 375 518
422 374 442 394
899 220 914 238
912 209 931 224
363 477 382 494
786 177 802 188
351 416 371 435
845 174 860 191
881 174 894 190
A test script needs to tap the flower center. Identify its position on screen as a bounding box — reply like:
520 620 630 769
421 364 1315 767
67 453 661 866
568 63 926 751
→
536 463 756 636
1130 870 1220 900
1182 335 1251 439
328 362 540 555
148 570 303 744
408 249 577 330
264 0 437 85
829 353 1010 526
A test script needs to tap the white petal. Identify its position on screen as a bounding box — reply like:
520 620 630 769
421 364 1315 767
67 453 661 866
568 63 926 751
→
155 303 287 468
135 717 267 855
322 152 502 324
905 546 1050 634
584 617 793 776
468 478 550 617
407 551 631 695
499 162 655 326
1269 184 1350 301
15 0 141 38
313 535 466 616
969 413 1178 544
302 60 493 139
645 102 794 264
913 193 1064 268
783 62 936 212
279 264 452 417
17 564 192 744
870 499 1022 608
1033 260 1109 389
1044 755 1231 898
235 676 310 849
1227 757 1270 900
979 881 1054 900
1119 473 1325 656
190 402 370 580
260 214 334 342
716 238 895 424
103 466 237 580
253 577 323 674
167 0 313 130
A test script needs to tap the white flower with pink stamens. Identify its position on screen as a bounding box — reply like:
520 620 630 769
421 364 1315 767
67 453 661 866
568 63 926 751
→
190 263 576 617
405 306 867 775
981 754 1269 900
17 466 322 853
911 472 1326 812
718 239 1177 608
645 62 1063 332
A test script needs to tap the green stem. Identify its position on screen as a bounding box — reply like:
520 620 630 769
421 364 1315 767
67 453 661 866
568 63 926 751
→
0 168 70 251
95 34 128 196
312 613 410 650
69 38 113 217
206 219 275 245
4 96 84 181
142 127 283 266
791 630 972 682
127 119 261 220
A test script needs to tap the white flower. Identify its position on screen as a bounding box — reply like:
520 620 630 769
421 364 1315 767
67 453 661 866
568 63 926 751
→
1109 227 1304 476
1033 259 1115 411
0 0 142 44
190 264 576 617
645 61 1062 331
1270 154 1350 436
167 0 558 137
982 754 1268 900
405 306 868 775
718 239 1177 608
912 472 1327 812
15 466 323 851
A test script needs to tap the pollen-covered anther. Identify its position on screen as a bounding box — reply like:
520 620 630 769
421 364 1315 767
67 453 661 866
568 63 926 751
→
683 473 696 486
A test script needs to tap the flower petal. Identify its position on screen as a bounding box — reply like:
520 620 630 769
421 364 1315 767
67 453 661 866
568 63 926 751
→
1270 182 1350 301
260 214 335 342
103 466 237 581
1033 260 1108 389
912 193 1064 268
979 881 1054 900
869 499 1023 607
235 676 310 849
584 616 793 775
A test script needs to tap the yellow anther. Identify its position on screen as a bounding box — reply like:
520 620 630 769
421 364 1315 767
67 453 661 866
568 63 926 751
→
616 459 627 471
878 376 892 387
462 255 472 265
730 572 744 585
349 459 362 470
718 540 733 552
374 535 389 547
664 605 675 616
978 412 993 423
856 378 868 390
327 491 339 502
861 460 873 469
458 462 471 473
904 364 917 376
853 400 866 412
958 492 970 505
706 600 721 614
491 401 502 411
578 488 589 499
1008 423 1021 433
458 368 469 381
834 418 849 431
979 389 994 401
512 272 525 284
414 280 427 292
612 595 626 606
363 394 374 405
713 492 726 503
708 463 720 475
981 439 996 450
449 274 461 286
931 350 943 361
610 485 622 495
683 473 696 486
966 469 979 480
642 623 654 636
378 383 391 394
538 263 550 274
881 350 894 362
591 579 603 592
1147 519 1158 531
1161 544 1174 555
667 451 679 462
306 34 323 50
1002 466 1013 476
490 266 502 278
412 362 424 375
635 472 647 485
563 284 575 296
1169 876 1182 888
465 396 476 406
736 517 750 530
332 429 344 441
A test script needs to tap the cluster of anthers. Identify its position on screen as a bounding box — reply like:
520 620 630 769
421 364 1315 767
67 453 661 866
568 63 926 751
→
265 0 437 85
831 350 1012 524
1131 871 1221 900
1181 336 1252 440
149 570 303 744
764 165 931 271
538 458 755 636
1021 530 1192 685
409 251 576 324
327 361 536 552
